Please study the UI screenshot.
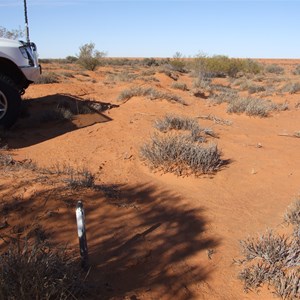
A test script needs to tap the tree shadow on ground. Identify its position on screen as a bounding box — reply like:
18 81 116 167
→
0 178 219 299
85 183 219 299
3 94 116 149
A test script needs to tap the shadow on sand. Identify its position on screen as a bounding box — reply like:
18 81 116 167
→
4 94 116 148
0 179 219 299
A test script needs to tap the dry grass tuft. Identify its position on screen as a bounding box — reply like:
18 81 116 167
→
0 238 86 299
284 198 300 226
141 115 223 176
34 72 59 84
64 168 95 189
141 134 222 176
227 97 288 117
171 81 188 91
237 198 300 299
117 86 186 105
240 230 289 264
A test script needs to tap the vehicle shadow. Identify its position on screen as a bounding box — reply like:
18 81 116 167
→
4 94 116 149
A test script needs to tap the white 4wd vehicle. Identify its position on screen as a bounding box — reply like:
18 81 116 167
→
0 38 41 128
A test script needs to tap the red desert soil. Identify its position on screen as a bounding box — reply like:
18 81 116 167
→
0 59 299 299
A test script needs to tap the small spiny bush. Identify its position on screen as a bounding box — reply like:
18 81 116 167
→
265 64 284 74
237 196 300 299
0 238 86 299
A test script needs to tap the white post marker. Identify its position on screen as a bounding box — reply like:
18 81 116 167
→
76 201 89 270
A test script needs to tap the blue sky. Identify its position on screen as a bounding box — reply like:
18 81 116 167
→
1 0 300 58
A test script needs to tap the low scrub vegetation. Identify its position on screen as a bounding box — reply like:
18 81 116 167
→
169 52 187 72
189 55 262 78
247 84 266 94
265 64 284 74
0 152 37 171
0 238 86 299
34 72 59 84
105 71 138 82
65 168 95 189
227 97 288 117
293 65 300 75
210 90 239 105
154 114 210 142
237 197 300 299
77 42 106 71
117 86 186 105
141 115 223 176
227 97 271 117
209 91 288 117
281 82 300 94
171 81 188 91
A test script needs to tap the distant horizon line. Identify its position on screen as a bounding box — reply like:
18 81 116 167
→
39 56 300 60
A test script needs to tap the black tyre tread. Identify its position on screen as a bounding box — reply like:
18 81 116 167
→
0 73 21 128
0 73 18 91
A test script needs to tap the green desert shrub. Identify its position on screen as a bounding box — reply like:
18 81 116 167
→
65 55 78 63
77 42 106 71
189 55 262 78
169 52 187 72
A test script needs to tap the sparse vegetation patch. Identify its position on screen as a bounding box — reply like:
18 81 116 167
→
237 197 300 299
189 55 262 78
141 115 223 176
265 64 284 74
117 86 186 105
0 238 86 300
171 81 188 91
77 42 106 71
293 65 300 75
34 72 59 84
226 97 288 117
281 82 300 94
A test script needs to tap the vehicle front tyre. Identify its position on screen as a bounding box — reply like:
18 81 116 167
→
0 75 21 129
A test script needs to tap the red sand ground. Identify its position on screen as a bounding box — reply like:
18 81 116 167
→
0 59 299 299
